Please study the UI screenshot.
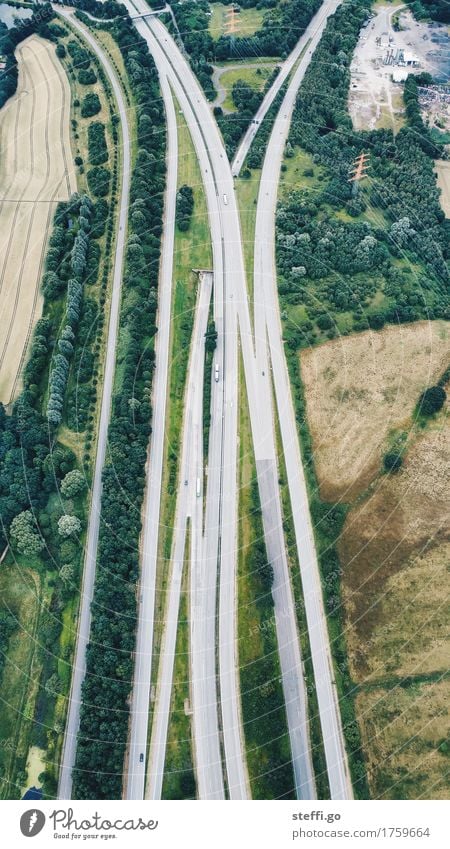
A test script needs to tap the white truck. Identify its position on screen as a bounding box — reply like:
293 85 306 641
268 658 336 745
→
214 363 219 382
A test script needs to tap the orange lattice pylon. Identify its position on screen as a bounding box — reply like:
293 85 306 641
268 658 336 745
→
349 152 370 182
225 5 238 35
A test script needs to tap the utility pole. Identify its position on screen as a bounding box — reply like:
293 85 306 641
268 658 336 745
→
349 151 370 182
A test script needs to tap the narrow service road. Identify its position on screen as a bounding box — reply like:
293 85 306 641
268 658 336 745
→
56 9 131 800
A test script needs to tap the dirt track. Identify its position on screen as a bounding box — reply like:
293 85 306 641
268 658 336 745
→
0 35 76 405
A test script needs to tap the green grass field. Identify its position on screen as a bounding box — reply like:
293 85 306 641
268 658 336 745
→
209 3 265 40
0 563 46 799
219 63 276 112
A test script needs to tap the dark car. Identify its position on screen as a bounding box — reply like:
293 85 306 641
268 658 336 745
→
139 753 144 763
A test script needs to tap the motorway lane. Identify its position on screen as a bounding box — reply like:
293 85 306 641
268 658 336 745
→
126 1 249 797
231 0 342 177
55 10 131 800
146 14 316 799
253 0 354 800
125 69 178 800
146 272 214 799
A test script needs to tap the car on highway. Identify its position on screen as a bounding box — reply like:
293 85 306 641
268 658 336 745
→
223 194 228 205
215 363 219 382
139 753 144 763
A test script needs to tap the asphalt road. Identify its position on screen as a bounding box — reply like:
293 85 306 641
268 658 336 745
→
231 0 343 177
125 69 178 800
55 9 131 800
145 272 213 799
143 11 316 799
253 0 354 800
126 0 249 797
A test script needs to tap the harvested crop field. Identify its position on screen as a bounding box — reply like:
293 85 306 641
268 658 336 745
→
436 160 450 219
356 679 450 799
0 35 76 405
300 320 450 501
340 418 450 680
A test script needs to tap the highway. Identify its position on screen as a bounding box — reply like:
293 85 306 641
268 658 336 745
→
253 0 354 799
125 0 250 798
56 9 131 800
145 271 213 799
125 68 178 800
58 0 352 801
231 0 343 177
129 5 317 799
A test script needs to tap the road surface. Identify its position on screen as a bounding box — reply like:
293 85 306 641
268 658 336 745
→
141 9 316 799
145 272 213 799
231 0 343 176
56 9 131 800
125 69 178 800
253 0 354 799
125 0 249 797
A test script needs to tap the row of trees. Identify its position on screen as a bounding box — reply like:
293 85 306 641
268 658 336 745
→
175 184 194 231
88 121 108 165
46 196 93 426
72 9 167 800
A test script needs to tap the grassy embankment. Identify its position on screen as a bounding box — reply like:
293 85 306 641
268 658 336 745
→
161 527 196 799
237 359 296 799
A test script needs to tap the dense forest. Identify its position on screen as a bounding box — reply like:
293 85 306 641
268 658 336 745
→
405 0 450 23
71 11 166 800
276 0 449 349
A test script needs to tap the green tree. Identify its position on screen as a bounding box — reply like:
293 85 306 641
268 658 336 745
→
9 510 45 556
419 385 446 416
58 515 82 537
61 469 86 498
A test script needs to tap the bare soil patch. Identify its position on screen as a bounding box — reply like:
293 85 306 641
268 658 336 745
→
0 35 76 405
340 408 449 678
356 679 450 799
349 3 449 133
300 320 450 501
436 160 450 218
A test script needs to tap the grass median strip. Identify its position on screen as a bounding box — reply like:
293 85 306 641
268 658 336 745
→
237 359 295 799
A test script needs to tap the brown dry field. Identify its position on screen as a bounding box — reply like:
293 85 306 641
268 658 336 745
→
300 320 450 501
301 321 450 797
0 35 76 405
356 679 450 799
339 395 449 683
436 160 450 219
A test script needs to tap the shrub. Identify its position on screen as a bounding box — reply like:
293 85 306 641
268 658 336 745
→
87 166 110 198
61 469 86 498
383 451 402 472
58 515 82 537
81 92 101 118
88 121 108 166
78 67 97 85
10 510 45 556
418 385 446 416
